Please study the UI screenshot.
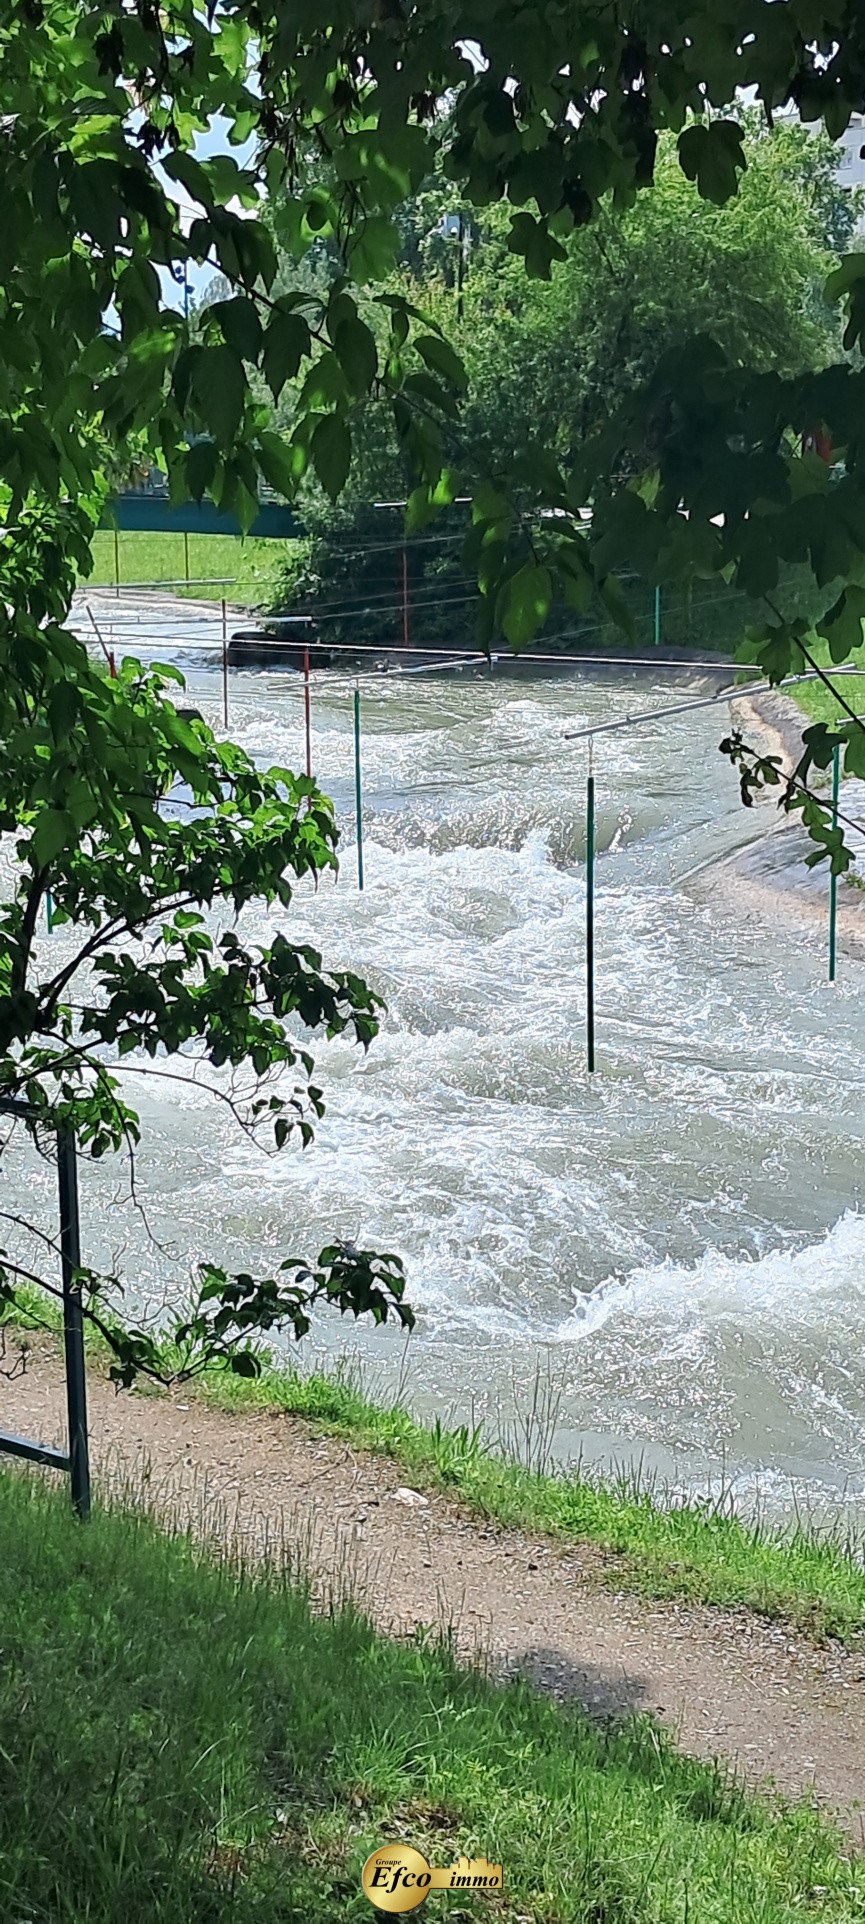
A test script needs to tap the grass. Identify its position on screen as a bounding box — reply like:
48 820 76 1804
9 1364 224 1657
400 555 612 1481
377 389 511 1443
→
7 1286 865 1645
197 1354 865 1644
780 633 865 729
1 1465 861 1924
83 530 296 606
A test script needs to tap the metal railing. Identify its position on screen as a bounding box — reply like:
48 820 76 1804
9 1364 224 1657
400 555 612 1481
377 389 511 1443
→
0 1099 90 1518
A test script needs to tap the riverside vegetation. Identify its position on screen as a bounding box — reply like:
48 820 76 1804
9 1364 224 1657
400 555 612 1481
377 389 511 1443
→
12 7 865 1918
8 1296 865 1646
2 1464 864 1924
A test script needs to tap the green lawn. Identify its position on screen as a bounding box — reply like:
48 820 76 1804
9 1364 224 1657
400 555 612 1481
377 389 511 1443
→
84 530 297 606
784 634 865 728
0 1467 860 1924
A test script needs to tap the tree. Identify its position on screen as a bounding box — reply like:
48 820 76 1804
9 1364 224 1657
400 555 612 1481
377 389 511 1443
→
269 117 851 648
462 119 849 463
5 1 865 1376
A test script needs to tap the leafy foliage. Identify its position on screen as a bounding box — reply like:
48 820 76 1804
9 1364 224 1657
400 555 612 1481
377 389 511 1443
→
268 121 850 650
7 0 865 1374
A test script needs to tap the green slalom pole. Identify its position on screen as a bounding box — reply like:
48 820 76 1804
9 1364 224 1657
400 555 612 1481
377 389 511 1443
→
653 585 661 648
586 739 595 1073
829 740 840 983
45 890 53 933
354 684 364 892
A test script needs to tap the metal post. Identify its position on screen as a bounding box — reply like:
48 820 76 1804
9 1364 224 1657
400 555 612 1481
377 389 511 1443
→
354 684 364 891
222 597 229 729
653 585 661 648
829 740 840 984
456 210 465 323
586 740 595 1073
304 645 312 779
113 525 120 598
57 1129 90 1520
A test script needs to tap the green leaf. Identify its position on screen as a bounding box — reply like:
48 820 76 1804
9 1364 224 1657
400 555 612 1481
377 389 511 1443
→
844 731 865 779
256 430 300 499
32 808 72 866
817 585 865 663
401 370 459 418
185 439 218 502
263 310 311 398
499 562 552 646
311 415 352 499
598 573 635 639
825 253 865 353
211 296 263 362
415 333 468 392
677 120 746 205
229 1349 260 1378
405 485 436 532
347 215 399 283
747 622 803 684
192 345 246 446
333 317 378 396
163 151 214 210
506 212 567 280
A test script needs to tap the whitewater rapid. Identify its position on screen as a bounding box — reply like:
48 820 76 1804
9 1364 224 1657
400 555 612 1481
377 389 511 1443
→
7 638 865 1518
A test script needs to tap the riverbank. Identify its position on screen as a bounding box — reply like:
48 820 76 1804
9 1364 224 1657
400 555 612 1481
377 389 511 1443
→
5 1470 861 1924
7 1304 865 1638
692 686 865 961
71 588 742 677
6 1331 865 1837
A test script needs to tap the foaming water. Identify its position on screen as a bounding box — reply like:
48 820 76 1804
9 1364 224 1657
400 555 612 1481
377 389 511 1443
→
7 653 865 1517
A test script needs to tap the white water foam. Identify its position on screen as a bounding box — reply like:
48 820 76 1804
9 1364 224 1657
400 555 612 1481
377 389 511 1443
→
8 653 865 1513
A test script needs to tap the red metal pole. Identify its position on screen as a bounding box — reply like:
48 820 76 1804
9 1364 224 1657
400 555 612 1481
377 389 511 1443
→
304 644 312 779
108 649 116 679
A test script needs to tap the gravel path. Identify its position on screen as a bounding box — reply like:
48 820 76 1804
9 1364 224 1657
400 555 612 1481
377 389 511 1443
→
4 1341 865 1840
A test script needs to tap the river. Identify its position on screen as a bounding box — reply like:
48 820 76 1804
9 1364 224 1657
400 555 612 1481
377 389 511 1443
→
8 619 865 1522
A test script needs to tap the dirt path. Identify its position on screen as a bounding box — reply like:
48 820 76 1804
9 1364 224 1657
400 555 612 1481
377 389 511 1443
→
5 1342 865 1839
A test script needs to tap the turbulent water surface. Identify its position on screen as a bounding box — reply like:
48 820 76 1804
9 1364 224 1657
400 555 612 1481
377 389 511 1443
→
9 626 865 1519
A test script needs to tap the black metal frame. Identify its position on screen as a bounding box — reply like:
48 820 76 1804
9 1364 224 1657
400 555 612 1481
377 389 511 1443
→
0 1099 90 1518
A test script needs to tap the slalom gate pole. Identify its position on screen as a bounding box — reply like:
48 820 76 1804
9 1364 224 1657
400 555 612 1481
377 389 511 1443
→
829 740 840 983
304 645 312 779
586 738 595 1073
653 585 661 647
354 683 364 891
113 526 120 597
45 890 53 933
221 598 229 729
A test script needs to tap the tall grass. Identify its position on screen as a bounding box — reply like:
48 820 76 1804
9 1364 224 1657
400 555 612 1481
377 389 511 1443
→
8 1296 865 1642
197 1354 865 1642
0 1467 860 1923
